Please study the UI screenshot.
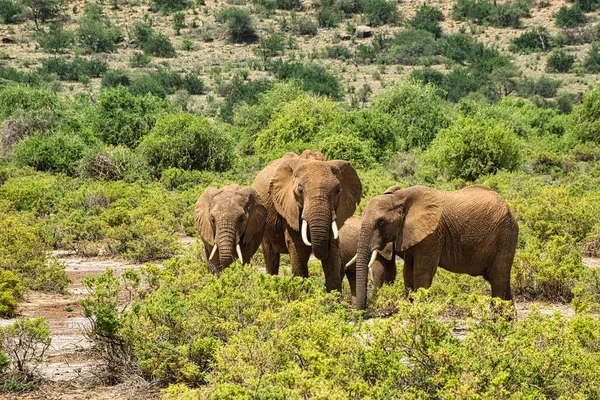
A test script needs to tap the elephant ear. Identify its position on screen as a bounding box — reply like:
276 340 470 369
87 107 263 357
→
194 187 222 246
378 242 395 260
393 186 443 251
329 160 362 227
239 187 267 245
270 159 303 231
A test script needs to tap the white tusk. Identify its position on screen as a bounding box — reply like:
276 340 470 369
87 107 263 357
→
368 250 377 269
332 220 339 240
209 245 218 260
236 243 244 264
301 219 311 246
345 254 357 267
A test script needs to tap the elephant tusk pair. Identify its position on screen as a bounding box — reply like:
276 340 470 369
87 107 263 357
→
208 242 244 264
301 218 339 247
345 250 376 281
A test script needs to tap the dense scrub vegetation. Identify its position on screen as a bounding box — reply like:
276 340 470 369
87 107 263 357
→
2 0 600 394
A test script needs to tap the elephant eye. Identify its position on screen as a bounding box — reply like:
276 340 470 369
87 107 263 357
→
210 216 216 224
297 185 303 194
335 187 341 194
378 219 385 228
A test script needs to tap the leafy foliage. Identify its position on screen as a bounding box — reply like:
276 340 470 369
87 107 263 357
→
215 7 257 43
556 4 587 27
273 61 343 99
0 0 24 24
546 49 575 73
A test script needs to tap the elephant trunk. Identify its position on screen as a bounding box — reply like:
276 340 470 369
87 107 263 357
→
217 220 237 268
355 228 374 310
306 203 332 260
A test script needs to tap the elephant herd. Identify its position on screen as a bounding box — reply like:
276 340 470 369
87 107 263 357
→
194 150 519 311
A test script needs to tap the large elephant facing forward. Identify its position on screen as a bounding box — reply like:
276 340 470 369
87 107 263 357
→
355 185 518 310
194 184 267 274
340 216 396 299
253 151 362 292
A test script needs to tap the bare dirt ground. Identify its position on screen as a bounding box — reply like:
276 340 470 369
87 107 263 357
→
1 240 597 399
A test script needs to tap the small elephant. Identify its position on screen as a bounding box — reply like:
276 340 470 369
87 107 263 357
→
253 150 362 292
354 185 518 310
194 184 267 274
340 216 396 298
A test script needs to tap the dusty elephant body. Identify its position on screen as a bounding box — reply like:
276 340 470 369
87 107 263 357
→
340 216 396 298
194 184 267 274
355 185 518 310
253 151 362 292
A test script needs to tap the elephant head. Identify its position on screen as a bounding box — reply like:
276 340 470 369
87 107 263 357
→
270 151 362 260
194 184 267 270
355 185 442 310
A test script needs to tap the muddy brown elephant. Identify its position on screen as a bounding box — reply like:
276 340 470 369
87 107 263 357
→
340 216 396 299
253 151 362 292
194 184 267 274
354 185 518 310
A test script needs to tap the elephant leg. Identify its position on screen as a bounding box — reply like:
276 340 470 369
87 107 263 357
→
384 257 397 284
487 252 514 301
346 268 357 298
263 239 280 275
403 252 414 296
322 241 342 293
286 230 311 277
412 251 440 290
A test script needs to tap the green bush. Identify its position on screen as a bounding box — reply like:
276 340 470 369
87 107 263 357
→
427 116 522 181
511 27 552 52
321 44 352 60
36 23 74 53
151 0 190 12
101 69 131 88
173 12 185 35
583 41 600 73
215 7 257 43
0 269 22 318
128 75 168 98
143 32 176 58
129 52 151 67
137 113 234 176
254 93 339 160
389 29 441 65
568 0 600 12
546 49 575 73
253 34 285 61
12 131 90 176
0 66 42 86
451 0 529 28
39 57 108 82
361 0 399 27
409 4 444 38
451 0 493 23
129 22 154 47
218 76 273 122
573 85 600 143
374 80 452 148
21 0 65 29
0 0 24 24
88 86 172 148
0 85 59 122
556 4 586 27
0 214 69 292
291 14 318 36
516 76 561 98
273 61 343 100
77 14 121 53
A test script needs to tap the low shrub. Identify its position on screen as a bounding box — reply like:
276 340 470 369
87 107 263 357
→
291 14 318 36
151 0 190 12
88 86 173 148
101 69 131 88
572 85 600 143
427 116 522 181
583 41 600 73
273 61 343 100
36 23 74 53
546 49 575 73
556 4 586 27
39 57 108 82
215 7 257 43
253 33 285 61
137 113 234 176
77 15 121 54
451 0 529 28
510 27 552 52
569 0 600 12
321 45 352 60
0 0 24 24
0 318 52 384
409 3 444 38
0 214 70 292
129 52 151 67
361 0 399 27
143 32 176 58
389 29 441 65
0 269 22 318
218 76 273 122
516 76 561 98
77 145 150 182
0 85 60 122
12 131 90 176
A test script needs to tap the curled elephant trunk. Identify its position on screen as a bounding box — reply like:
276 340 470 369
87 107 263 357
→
355 228 374 310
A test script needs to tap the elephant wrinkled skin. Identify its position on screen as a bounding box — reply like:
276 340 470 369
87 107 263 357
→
253 151 362 292
194 184 267 274
355 185 518 310
340 216 396 299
